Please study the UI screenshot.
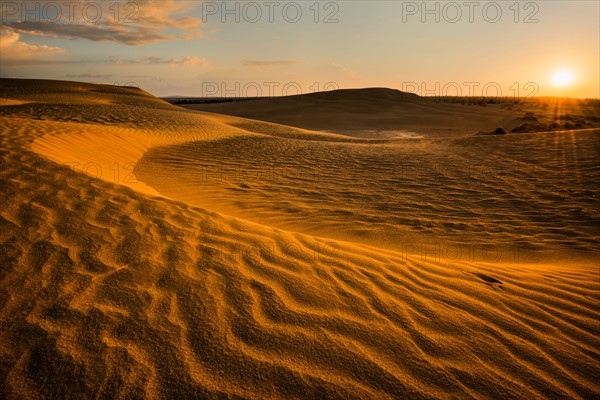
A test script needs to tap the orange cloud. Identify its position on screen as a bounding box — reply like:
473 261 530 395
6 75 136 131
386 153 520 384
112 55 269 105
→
0 27 64 65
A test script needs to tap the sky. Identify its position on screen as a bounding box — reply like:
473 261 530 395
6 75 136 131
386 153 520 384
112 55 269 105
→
1 0 598 98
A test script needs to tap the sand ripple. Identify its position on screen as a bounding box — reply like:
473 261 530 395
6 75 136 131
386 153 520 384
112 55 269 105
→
1 80 599 398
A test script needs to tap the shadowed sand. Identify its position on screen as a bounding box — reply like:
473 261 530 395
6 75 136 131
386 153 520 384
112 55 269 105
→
1 79 599 399
182 88 521 137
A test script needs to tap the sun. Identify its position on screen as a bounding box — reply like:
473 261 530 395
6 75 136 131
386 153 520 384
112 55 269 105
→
552 70 574 87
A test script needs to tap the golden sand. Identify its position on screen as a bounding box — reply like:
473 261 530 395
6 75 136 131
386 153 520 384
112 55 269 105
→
1 79 598 398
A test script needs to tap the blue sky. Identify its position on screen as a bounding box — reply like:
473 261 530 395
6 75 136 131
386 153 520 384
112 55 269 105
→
1 1 598 97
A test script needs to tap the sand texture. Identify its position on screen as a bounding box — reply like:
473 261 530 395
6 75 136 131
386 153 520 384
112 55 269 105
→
1 79 599 399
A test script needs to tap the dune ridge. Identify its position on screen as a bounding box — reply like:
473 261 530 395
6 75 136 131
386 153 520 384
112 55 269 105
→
1 79 599 399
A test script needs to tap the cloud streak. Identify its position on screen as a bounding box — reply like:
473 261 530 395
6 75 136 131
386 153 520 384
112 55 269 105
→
242 60 301 67
65 74 114 79
327 61 358 79
107 56 208 67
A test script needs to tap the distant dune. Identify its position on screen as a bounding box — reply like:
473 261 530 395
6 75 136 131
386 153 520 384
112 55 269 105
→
182 88 521 137
1 79 599 399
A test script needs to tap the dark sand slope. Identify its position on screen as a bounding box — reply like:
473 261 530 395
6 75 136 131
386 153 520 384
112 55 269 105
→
1 79 599 399
183 88 521 137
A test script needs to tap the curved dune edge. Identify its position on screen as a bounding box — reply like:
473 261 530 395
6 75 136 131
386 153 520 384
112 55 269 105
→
1 77 598 398
29 117 245 197
29 111 363 197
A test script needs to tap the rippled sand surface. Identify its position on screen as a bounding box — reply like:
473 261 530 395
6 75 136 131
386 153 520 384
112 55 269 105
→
1 79 599 399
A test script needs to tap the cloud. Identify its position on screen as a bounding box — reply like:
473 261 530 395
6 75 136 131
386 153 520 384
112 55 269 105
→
242 60 300 67
327 61 358 79
7 20 173 46
178 57 205 67
65 74 113 79
3 1 202 45
126 75 164 82
107 56 208 67
0 26 64 65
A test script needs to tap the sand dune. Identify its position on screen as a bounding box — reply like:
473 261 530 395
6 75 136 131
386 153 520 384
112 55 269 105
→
1 79 599 399
134 130 600 264
182 88 521 137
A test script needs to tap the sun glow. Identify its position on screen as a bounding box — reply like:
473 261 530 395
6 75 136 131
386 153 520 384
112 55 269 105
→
552 70 574 87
